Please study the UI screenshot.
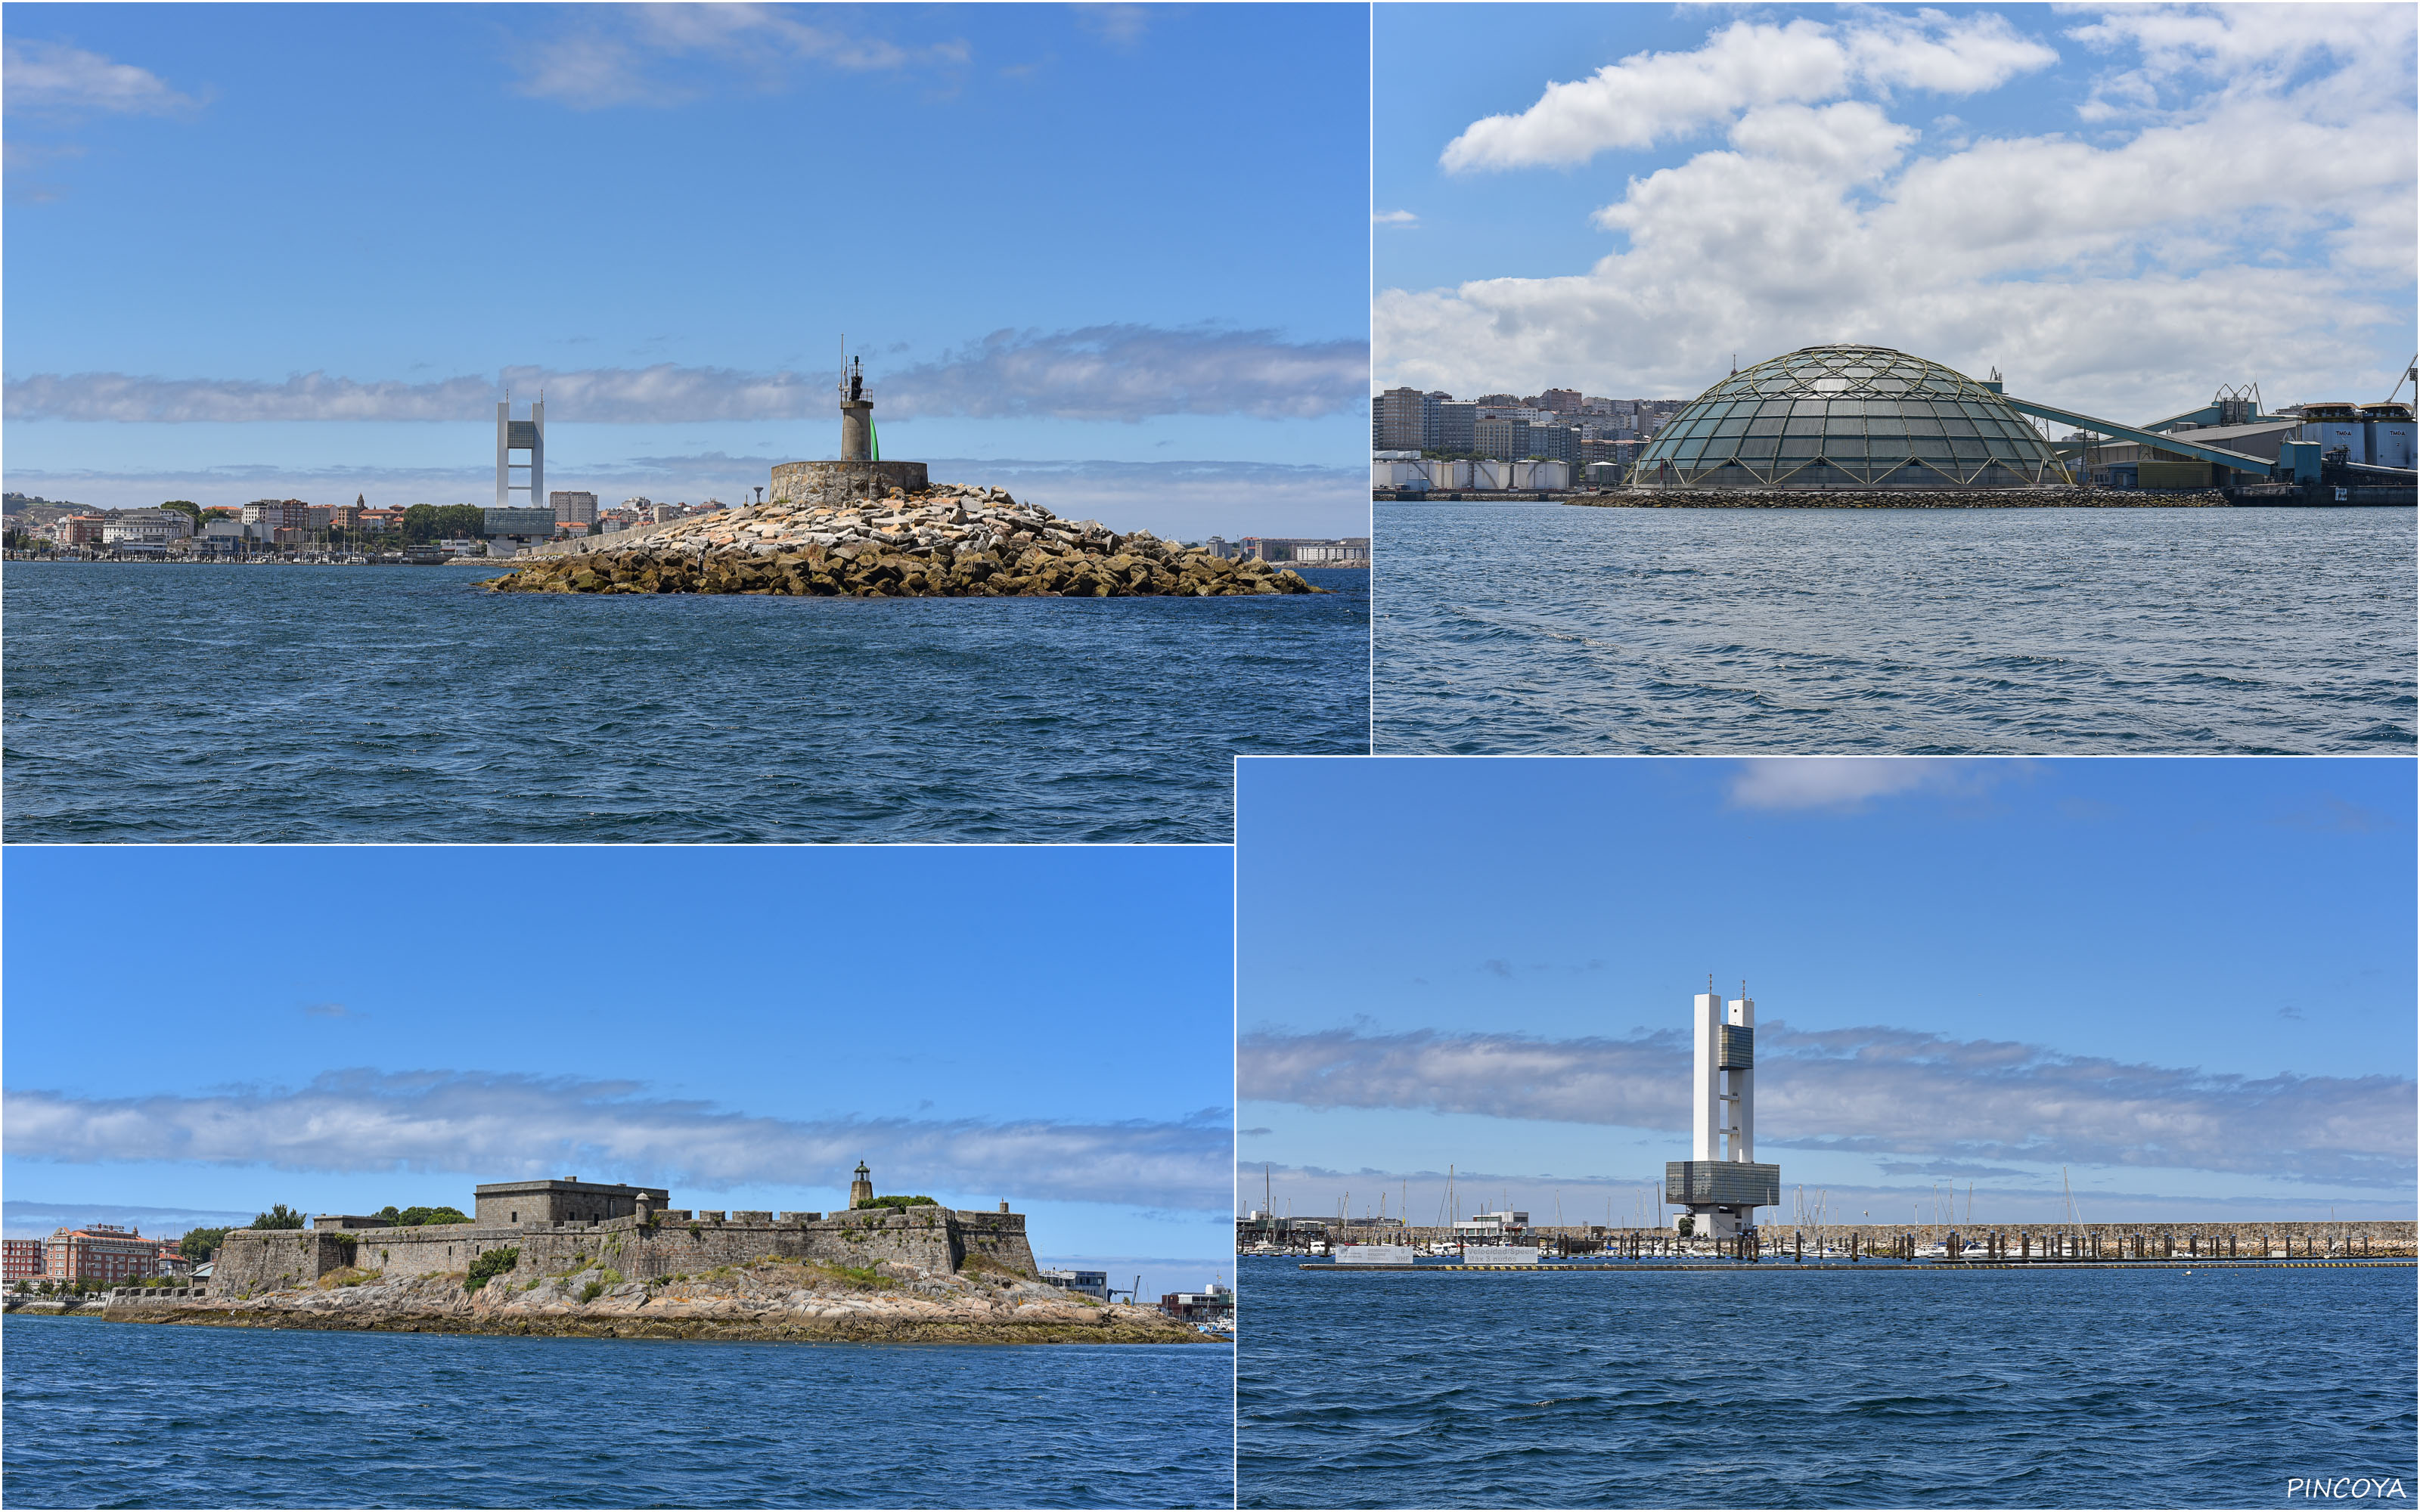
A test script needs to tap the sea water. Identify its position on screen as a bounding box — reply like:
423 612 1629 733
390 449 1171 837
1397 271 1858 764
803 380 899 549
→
2 1316 1233 1508
1237 1257 2418 1508
1 562 1367 842
1375 504 2416 753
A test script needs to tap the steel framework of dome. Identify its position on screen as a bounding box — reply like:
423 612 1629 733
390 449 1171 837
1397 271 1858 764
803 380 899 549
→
1634 345 2073 489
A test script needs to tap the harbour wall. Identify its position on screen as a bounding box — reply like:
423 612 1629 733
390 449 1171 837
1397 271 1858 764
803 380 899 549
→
523 519 686 559
213 1207 1038 1298
1302 1220 2415 1257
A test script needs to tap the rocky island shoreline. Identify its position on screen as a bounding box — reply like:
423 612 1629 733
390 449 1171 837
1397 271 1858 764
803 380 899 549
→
489 481 1322 598
34 1254 1215 1346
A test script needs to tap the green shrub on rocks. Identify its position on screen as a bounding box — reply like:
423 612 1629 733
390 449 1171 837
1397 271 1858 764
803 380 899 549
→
818 1263 894 1291
464 1247 520 1294
855 1194 939 1211
377 1205 471 1228
579 1280 607 1303
960 1253 1025 1280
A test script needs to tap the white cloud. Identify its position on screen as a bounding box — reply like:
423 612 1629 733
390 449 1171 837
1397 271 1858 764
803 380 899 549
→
886 326 1368 422
1239 1024 2416 1188
1727 757 2018 811
1373 209 1419 227
1438 13 2054 171
1844 8 2061 95
7 370 497 424
5 1201 256 1241
1236 1160 2410 1224
1382 5 2417 421
2 39 194 115
3 326 1367 424
511 5 966 108
3 1070 1233 1210
1073 5 1151 48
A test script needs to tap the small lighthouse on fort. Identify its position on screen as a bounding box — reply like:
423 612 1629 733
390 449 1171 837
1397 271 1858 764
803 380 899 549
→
1665 983 1781 1238
768 348 929 506
849 1160 875 1210
839 355 873 462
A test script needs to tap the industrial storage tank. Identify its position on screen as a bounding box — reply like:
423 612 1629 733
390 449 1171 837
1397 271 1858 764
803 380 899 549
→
1632 344 2071 489
2354 403 2415 469
1474 460 1519 491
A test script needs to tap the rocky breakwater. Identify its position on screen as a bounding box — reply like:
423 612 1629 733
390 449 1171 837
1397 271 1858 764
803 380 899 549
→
101 1254 1214 1346
490 482 1321 598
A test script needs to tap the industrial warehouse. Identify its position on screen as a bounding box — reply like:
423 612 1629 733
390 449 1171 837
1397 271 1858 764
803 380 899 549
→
1374 343 2418 506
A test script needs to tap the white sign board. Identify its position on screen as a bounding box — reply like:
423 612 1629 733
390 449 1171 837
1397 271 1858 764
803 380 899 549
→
1463 1245 1541 1265
1335 1245 1417 1265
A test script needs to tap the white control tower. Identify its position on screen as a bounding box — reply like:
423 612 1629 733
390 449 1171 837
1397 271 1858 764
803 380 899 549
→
496 396 544 511
1666 984 1780 1239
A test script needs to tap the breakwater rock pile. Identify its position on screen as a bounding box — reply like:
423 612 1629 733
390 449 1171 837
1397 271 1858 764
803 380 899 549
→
86 1256 1211 1345
1573 487 2229 509
491 482 1321 597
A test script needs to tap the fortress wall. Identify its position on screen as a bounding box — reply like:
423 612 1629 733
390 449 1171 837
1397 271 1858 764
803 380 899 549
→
213 1207 1036 1297
953 1211 1040 1275
209 1229 355 1295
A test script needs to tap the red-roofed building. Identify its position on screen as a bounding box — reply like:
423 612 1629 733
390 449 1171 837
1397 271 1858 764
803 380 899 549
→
44 1225 162 1283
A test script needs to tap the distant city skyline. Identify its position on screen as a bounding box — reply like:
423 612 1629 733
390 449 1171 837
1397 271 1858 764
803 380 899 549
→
3 3 1370 538
1238 756 2417 1227
1374 4 2418 422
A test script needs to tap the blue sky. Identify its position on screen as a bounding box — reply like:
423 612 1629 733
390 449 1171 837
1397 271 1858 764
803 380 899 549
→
3 844 1234 1300
3 3 1370 540
1374 3 2417 422
1237 757 2416 1228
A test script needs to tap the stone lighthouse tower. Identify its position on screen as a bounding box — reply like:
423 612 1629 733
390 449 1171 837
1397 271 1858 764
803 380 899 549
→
839 355 873 462
849 1160 875 1210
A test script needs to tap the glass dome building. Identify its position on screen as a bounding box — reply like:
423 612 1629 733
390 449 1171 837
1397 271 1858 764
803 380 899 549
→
1633 344 2071 490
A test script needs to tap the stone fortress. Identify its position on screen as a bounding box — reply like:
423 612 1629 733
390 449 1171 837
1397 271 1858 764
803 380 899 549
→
209 1163 1039 1299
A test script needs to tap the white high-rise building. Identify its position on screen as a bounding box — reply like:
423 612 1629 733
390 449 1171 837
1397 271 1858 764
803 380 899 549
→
1667 984 1780 1238
496 398 544 511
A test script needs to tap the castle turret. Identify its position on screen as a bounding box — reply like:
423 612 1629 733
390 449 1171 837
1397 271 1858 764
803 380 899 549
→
849 1160 874 1210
